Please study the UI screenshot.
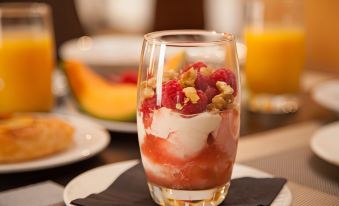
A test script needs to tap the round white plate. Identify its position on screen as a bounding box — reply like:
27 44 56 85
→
60 35 143 67
58 98 137 133
64 160 292 206
310 121 339 166
78 114 136 133
59 35 247 67
312 80 339 113
0 113 110 173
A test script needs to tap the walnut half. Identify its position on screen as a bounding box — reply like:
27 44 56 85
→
142 87 155 99
179 67 197 87
207 81 235 111
183 87 200 104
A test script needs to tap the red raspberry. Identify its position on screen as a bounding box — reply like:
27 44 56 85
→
205 86 219 103
183 61 211 91
120 70 138 84
140 95 158 116
210 68 237 96
162 80 185 109
140 96 159 128
181 90 208 115
183 61 207 72
195 72 215 91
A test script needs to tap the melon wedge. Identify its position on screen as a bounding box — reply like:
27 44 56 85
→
64 61 137 121
164 51 187 72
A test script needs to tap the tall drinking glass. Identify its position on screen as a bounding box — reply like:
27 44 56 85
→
137 30 240 206
0 3 55 115
244 0 305 113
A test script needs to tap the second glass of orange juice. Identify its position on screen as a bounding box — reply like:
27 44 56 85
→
0 3 55 115
244 0 305 113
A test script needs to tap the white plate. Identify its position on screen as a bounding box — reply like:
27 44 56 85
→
59 35 247 67
312 80 339 113
0 113 110 173
60 35 143 67
64 160 292 206
57 98 137 133
310 121 339 166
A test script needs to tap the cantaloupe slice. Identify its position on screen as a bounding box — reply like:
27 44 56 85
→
164 51 187 72
64 61 137 121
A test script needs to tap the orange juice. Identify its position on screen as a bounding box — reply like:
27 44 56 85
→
245 28 305 94
0 32 55 114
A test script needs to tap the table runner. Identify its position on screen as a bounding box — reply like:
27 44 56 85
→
237 121 339 205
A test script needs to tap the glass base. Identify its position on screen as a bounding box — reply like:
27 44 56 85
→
247 93 300 114
147 182 230 206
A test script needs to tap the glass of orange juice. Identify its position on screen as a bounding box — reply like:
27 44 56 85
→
0 3 55 115
244 0 305 113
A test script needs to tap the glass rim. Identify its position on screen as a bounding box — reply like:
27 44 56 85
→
144 30 235 47
0 3 50 16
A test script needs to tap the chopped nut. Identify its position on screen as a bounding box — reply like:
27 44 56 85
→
183 87 200 104
200 67 213 76
163 70 179 82
176 103 183 110
207 103 219 112
141 77 157 89
214 93 234 109
141 81 147 88
227 95 234 104
143 87 155 99
147 78 157 88
212 94 227 110
179 67 197 87
216 81 233 95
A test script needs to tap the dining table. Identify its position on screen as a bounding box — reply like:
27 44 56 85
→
0 69 338 206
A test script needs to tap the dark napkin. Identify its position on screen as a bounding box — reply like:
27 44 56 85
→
71 163 287 206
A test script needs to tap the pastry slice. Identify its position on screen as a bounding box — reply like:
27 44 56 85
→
0 114 74 163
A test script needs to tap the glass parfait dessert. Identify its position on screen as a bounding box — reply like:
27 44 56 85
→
137 30 240 206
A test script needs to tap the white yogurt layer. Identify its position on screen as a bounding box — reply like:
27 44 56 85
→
147 107 222 159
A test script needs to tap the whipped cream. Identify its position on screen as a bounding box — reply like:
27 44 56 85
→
147 107 222 158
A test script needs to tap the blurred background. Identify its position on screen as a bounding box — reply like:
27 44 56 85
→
1 0 338 74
